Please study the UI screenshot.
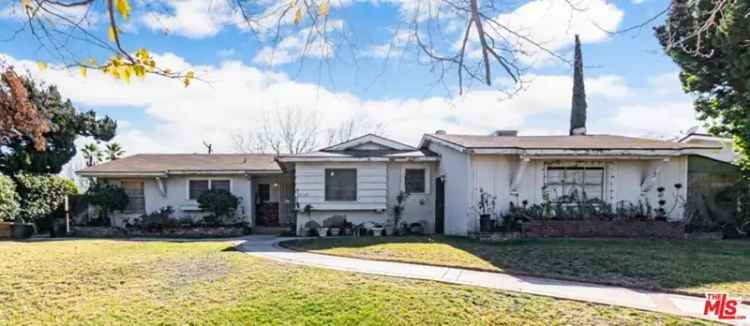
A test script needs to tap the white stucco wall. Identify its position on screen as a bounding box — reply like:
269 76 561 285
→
426 141 690 236
427 142 471 236
103 175 254 227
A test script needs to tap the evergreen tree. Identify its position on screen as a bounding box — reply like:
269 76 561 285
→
570 34 587 136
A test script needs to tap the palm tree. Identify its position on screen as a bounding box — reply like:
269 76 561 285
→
81 143 101 167
105 143 125 161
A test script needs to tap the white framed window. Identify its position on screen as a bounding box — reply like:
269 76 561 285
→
544 166 604 202
187 179 232 200
325 169 357 201
402 167 430 194
122 180 145 213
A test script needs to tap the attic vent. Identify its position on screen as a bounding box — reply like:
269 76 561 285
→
435 130 447 135
492 130 518 137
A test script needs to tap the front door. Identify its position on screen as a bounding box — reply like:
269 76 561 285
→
435 177 445 234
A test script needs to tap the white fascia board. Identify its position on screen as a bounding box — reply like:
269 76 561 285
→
75 171 168 177
420 135 467 153
472 148 683 157
391 157 440 162
276 157 390 162
323 134 416 151
167 170 282 175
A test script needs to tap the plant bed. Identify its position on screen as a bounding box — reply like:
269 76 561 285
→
524 220 685 239
71 226 127 238
0 222 35 239
70 225 248 238
126 226 248 238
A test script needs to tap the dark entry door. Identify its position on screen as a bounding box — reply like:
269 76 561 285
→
435 177 445 234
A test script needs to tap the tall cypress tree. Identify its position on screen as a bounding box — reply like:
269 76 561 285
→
570 34 587 136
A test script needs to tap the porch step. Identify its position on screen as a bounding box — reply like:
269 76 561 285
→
253 226 289 235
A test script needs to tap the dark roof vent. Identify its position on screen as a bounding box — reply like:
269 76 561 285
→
435 130 447 135
492 130 518 137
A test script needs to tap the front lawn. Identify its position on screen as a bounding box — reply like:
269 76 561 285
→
283 236 750 298
0 239 713 325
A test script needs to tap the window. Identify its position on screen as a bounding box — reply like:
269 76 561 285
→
188 179 231 200
545 166 604 202
257 184 270 202
211 180 231 192
404 168 426 193
122 180 145 213
189 180 209 200
325 169 357 201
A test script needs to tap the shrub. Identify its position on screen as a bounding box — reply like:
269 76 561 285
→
0 174 19 221
14 174 78 223
135 206 176 230
197 189 239 225
86 183 129 225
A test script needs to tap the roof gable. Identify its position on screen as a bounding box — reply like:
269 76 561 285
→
322 134 416 152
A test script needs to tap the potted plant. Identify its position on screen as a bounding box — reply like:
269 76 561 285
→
366 222 384 236
329 227 340 236
322 215 346 237
476 188 496 232
341 221 353 236
391 191 410 236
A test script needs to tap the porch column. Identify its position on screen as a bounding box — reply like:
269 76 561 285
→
248 175 256 226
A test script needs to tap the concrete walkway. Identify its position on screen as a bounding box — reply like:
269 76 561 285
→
237 236 750 324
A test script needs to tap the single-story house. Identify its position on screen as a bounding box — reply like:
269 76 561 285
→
77 131 721 235
76 154 294 228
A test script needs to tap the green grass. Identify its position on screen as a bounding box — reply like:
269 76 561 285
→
0 239 714 325
283 236 750 298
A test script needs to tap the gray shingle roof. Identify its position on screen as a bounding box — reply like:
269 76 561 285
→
425 134 721 150
77 153 280 175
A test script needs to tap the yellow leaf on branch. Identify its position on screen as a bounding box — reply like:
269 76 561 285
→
293 7 302 24
320 0 329 17
80 66 87 77
115 0 131 21
36 61 47 72
108 26 117 42
21 0 33 9
183 71 194 87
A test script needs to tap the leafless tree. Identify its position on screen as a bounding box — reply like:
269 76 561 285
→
325 118 385 146
232 107 319 155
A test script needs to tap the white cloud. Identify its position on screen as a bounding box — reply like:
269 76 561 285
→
484 0 624 66
1 52 694 155
608 72 698 138
140 0 243 38
252 20 343 66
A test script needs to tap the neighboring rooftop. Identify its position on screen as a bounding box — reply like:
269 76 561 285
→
77 153 281 176
423 133 722 151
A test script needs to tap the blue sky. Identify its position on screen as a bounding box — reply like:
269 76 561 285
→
0 0 699 155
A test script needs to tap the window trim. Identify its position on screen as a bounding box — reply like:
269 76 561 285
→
543 164 605 203
401 165 430 194
121 179 145 214
186 178 233 200
324 168 358 202
257 183 271 203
